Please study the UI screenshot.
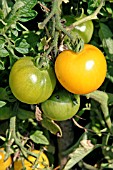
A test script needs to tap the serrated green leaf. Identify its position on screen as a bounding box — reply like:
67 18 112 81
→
18 0 38 22
64 140 94 170
25 32 39 49
1 0 12 18
0 87 16 102
0 101 6 107
99 23 113 38
17 108 35 120
0 36 5 48
106 3 113 14
15 38 30 54
2 0 37 33
0 60 5 70
0 48 9 57
20 0 37 13
19 10 37 22
41 116 62 137
30 130 49 145
12 1 24 12
99 23 113 60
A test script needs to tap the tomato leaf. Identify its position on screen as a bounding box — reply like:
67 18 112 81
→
18 0 38 22
30 130 49 145
0 48 9 57
15 38 30 54
17 108 35 120
0 60 5 70
63 139 95 170
0 101 6 108
0 87 16 102
0 36 6 48
19 10 37 22
41 116 62 137
99 23 113 60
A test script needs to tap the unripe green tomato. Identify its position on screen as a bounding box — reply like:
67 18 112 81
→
41 90 80 121
64 14 94 43
9 57 56 104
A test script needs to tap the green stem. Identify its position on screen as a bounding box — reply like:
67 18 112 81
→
55 12 74 41
2 1 24 34
9 116 43 158
84 90 112 130
38 0 58 29
53 31 59 57
66 0 105 31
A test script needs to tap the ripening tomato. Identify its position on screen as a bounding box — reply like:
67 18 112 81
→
55 44 107 95
64 14 94 43
41 89 80 121
14 150 49 170
9 57 56 104
0 148 12 170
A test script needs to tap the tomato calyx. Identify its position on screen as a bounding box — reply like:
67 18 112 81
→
72 37 84 53
34 55 50 70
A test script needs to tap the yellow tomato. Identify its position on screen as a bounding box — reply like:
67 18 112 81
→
0 148 12 170
14 150 49 170
55 44 107 94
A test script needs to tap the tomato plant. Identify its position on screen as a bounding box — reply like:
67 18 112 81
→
0 0 113 170
64 14 94 43
55 44 107 94
9 57 56 104
14 150 49 170
0 148 12 170
41 89 80 121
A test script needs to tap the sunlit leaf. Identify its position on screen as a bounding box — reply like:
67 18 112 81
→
0 48 9 57
0 101 6 107
15 38 30 54
30 130 49 145
64 140 95 170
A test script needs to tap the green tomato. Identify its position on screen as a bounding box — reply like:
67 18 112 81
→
9 57 56 104
64 14 94 43
41 90 80 121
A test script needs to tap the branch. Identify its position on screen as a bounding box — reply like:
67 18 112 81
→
38 0 62 29
9 116 43 158
66 0 105 31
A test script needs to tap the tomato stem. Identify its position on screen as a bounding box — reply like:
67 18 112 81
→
34 55 50 70
66 0 105 31
38 0 105 57
9 116 44 159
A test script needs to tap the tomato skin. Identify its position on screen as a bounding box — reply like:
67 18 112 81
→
0 148 12 170
9 57 56 104
55 44 107 95
64 15 94 43
14 150 49 170
41 90 80 121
